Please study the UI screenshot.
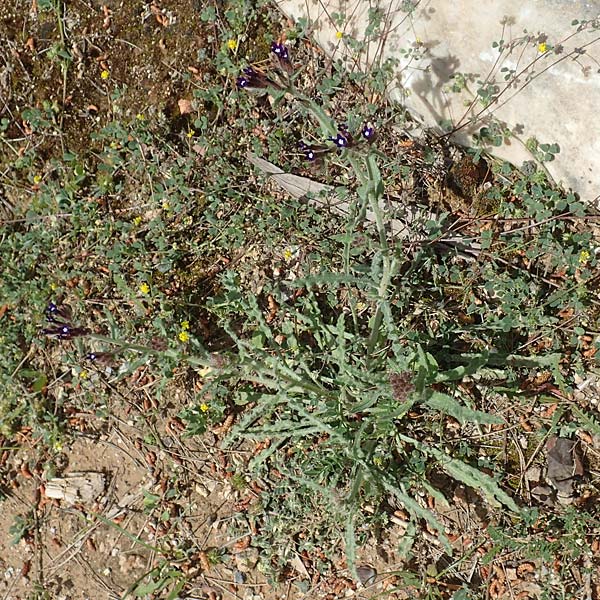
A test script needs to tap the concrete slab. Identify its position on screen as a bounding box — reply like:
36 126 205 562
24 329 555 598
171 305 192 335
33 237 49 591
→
276 0 600 205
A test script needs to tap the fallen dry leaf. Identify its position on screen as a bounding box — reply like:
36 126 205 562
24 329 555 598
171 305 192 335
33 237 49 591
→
178 98 193 115
546 436 584 501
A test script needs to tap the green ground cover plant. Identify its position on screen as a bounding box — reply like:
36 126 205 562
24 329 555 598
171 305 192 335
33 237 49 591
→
1 0 600 598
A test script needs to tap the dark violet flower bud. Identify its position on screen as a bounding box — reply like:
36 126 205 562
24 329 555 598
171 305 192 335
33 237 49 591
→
271 41 289 61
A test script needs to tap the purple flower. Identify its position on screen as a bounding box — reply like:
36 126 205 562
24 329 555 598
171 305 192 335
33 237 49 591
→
42 324 90 340
45 302 72 324
330 132 350 148
86 351 117 366
298 142 317 161
236 75 250 88
271 41 289 61
299 141 331 162
361 124 375 140
236 66 280 91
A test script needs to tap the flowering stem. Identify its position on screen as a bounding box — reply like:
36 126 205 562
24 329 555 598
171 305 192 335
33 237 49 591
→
348 154 399 360
87 333 214 368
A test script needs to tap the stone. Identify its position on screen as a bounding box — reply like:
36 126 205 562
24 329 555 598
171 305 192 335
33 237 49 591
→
278 0 600 204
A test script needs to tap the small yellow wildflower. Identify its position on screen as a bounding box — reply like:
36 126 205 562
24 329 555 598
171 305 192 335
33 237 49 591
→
136 113 145 121
79 370 89 380
199 402 209 412
139 282 150 295
33 174 42 184
335 31 343 40
186 129 195 138
227 39 238 50
537 42 548 53
100 69 110 80
579 249 591 264
283 247 294 262
133 216 142 226
162 200 170 210
178 330 190 343
181 320 190 331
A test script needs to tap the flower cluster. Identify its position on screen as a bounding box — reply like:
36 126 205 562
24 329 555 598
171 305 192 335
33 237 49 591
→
270 41 289 62
178 320 190 343
235 38 376 162
236 41 293 91
42 302 90 340
300 123 376 161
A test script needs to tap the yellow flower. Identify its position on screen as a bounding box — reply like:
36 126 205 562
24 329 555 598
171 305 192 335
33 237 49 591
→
136 113 145 121
79 370 88 380
100 69 110 80
186 129 195 138
139 282 150 295
335 31 343 40
283 247 293 262
537 42 548 53
133 216 142 226
579 250 591 264
162 200 170 210
33 174 42 184
200 402 209 412
178 330 190 343
180 320 190 331
227 39 238 50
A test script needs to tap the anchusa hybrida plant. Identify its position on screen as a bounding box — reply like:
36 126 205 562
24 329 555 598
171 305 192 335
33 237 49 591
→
236 40 377 162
